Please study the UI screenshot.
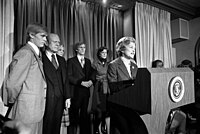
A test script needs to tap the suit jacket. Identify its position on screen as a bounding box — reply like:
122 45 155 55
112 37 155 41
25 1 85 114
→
42 53 70 99
42 52 71 134
67 56 95 98
107 57 138 93
107 57 148 134
5 43 47 124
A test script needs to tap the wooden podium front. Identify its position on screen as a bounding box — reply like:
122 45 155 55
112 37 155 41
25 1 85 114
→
108 68 195 134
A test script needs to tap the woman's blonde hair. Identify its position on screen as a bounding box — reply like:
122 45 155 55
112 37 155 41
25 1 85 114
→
116 37 135 56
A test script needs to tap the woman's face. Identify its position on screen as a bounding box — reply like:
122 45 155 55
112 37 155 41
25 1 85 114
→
57 45 64 56
100 49 108 59
122 42 136 59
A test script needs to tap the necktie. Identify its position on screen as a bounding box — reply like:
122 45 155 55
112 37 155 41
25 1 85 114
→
51 54 58 69
80 58 85 68
38 51 42 60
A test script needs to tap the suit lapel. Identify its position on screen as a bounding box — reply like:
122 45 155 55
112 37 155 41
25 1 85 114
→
56 56 65 94
130 61 138 78
117 58 131 79
57 55 66 83
42 53 57 84
27 44 46 80
74 57 85 76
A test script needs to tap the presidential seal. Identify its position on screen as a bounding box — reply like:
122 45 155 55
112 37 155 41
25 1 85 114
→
169 76 185 102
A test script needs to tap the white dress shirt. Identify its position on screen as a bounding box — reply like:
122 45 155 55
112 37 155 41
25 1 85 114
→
77 55 85 66
121 57 132 77
28 41 40 56
46 50 59 66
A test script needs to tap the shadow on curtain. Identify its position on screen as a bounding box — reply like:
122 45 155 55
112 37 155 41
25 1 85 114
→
0 0 14 115
14 0 123 61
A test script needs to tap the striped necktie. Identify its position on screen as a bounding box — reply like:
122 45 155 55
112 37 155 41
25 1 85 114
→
130 62 134 78
51 54 58 69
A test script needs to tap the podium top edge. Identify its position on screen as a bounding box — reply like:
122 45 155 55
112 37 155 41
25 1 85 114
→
138 67 193 73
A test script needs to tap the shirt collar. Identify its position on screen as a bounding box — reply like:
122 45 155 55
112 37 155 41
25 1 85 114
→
46 50 53 57
46 50 59 65
121 57 131 66
77 55 84 61
28 41 40 56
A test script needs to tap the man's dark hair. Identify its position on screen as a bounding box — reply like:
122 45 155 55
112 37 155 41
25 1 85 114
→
181 59 192 68
73 42 85 54
152 60 163 68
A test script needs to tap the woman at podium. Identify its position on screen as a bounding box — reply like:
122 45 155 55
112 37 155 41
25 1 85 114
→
107 37 148 134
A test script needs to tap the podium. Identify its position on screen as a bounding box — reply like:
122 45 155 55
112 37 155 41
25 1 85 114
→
108 68 195 134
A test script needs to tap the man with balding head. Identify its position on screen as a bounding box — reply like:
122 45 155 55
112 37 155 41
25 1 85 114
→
42 33 71 134
4 23 48 134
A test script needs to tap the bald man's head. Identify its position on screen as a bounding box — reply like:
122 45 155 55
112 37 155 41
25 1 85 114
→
46 33 60 53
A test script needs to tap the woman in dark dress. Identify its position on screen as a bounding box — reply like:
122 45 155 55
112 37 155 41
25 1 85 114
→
92 47 110 134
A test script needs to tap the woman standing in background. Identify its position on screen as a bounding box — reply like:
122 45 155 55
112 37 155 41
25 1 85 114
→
92 47 110 134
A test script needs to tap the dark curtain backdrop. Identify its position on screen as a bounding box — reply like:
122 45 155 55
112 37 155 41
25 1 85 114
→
14 0 123 61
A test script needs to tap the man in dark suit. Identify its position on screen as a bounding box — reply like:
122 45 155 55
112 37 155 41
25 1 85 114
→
42 33 71 134
107 37 148 134
67 42 95 134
